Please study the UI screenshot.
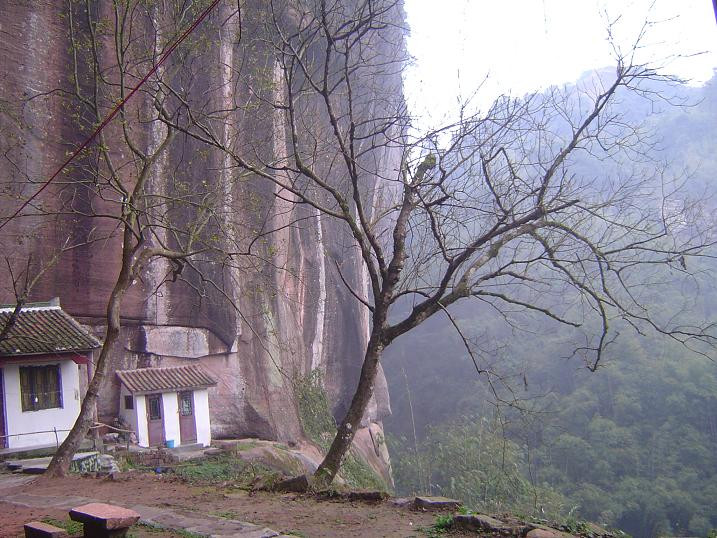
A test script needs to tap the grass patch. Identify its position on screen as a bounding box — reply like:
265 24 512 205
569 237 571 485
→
418 515 454 537
174 455 244 484
41 518 83 534
129 522 206 537
211 509 241 519
234 440 259 451
174 455 282 489
340 452 388 491
116 454 137 471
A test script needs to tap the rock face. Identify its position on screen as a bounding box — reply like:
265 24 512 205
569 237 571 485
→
0 0 401 482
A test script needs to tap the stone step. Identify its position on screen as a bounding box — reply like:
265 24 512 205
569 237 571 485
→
24 520 69 538
168 442 204 453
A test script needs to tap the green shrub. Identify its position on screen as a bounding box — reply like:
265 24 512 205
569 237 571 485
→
434 514 453 530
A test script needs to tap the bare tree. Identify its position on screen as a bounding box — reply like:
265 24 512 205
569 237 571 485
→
0 253 62 344
165 0 717 485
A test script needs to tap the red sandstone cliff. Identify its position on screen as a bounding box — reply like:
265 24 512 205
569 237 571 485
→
0 0 402 484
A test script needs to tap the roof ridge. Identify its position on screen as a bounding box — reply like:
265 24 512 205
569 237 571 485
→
116 364 217 393
0 305 100 356
0 304 61 312
116 363 201 373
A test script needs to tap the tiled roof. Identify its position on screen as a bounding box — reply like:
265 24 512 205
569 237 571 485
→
0 303 101 356
116 364 217 394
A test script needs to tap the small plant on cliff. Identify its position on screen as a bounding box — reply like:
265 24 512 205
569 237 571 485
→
293 369 337 449
293 370 387 491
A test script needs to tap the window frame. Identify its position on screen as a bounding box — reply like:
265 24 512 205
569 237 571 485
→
19 364 63 412
147 394 162 420
179 391 193 417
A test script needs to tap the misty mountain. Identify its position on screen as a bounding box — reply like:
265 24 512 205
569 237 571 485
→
384 72 717 538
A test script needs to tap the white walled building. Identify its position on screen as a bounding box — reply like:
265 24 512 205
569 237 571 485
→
116 365 216 448
0 299 99 449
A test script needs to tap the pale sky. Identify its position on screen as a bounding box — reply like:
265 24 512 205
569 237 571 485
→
405 0 717 126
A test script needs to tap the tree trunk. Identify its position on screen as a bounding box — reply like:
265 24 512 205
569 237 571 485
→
313 331 384 486
44 297 124 477
45 226 136 477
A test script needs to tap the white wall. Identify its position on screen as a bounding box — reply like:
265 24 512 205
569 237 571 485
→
162 391 180 447
2 360 81 449
135 395 148 447
116 387 212 448
194 388 211 447
118 385 137 440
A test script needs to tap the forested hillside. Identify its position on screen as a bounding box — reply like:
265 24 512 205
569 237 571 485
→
384 73 717 538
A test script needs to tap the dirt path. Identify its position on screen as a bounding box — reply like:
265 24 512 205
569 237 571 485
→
0 472 443 537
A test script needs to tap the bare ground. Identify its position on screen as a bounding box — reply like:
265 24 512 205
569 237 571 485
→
0 472 448 537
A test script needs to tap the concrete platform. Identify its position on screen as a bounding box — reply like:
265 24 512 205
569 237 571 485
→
5 451 98 474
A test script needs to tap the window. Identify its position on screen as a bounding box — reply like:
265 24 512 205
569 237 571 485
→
124 395 134 410
20 365 62 411
148 395 162 420
179 392 193 417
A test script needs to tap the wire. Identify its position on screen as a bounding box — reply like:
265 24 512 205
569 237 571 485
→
0 0 223 231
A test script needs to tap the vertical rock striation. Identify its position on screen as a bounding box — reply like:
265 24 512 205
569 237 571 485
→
0 0 402 484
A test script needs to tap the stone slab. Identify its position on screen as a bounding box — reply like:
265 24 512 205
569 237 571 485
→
413 496 462 511
70 502 140 530
133 504 280 537
24 521 69 538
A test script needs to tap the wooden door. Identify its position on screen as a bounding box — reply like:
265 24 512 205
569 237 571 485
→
178 391 197 444
146 393 165 447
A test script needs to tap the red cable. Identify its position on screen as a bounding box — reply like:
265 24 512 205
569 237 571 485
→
0 0 223 231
